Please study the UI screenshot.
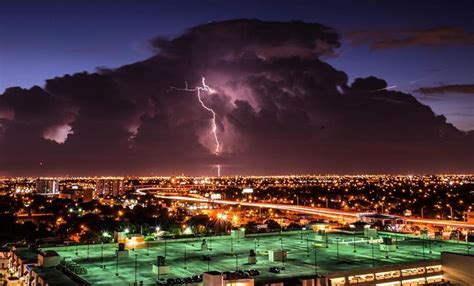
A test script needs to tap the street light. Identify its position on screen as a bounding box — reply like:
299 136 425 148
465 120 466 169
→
115 252 119 276
371 243 375 268
294 195 299 206
313 247 318 276
422 239 426 260
86 243 90 261
325 231 329 248
100 242 104 269
306 234 310 257
164 237 167 258
447 204 453 221
353 231 357 253
207 248 211 271
184 241 187 269
280 230 285 268
134 253 138 284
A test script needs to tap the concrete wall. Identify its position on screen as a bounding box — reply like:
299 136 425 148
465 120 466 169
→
441 252 474 286
38 254 60 267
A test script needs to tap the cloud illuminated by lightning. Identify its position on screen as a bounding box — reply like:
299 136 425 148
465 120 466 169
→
170 77 220 156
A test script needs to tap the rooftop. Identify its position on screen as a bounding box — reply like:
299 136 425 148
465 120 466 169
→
33 267 80 286
13 248 38 262
42 231 472 285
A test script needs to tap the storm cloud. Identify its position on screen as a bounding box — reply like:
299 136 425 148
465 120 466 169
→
0 19 472 176
347 26 474 51
415 84 474 95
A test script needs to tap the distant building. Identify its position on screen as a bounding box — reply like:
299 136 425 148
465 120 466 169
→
59 188 94 202
464 211 474 223
359 213 405 227
35 179 59 195
96 179 124 197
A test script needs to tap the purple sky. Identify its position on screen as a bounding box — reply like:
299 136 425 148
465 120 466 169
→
1 0 473 130
0 1 473 176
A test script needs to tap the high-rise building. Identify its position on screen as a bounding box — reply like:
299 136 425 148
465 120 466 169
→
35 179 59 195
95 179 124 197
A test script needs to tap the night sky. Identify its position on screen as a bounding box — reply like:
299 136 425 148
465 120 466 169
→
0 0 473 176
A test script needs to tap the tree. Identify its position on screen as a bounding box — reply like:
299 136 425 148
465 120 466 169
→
265 219 281 231
286 222 301 230
187 215 210 233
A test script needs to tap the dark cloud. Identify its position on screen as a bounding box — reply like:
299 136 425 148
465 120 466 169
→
0 19 472 176
351 76 387 91
415 84 474 95
346 26 474 51
151 19 341 61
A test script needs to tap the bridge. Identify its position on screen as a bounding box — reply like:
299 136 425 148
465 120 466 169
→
135 188 474 230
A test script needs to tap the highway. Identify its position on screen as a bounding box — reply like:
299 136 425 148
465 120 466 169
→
138 190 474 230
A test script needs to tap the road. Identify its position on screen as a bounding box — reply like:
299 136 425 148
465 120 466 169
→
136 189 474 230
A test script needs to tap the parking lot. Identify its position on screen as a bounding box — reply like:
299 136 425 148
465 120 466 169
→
44 231 472 285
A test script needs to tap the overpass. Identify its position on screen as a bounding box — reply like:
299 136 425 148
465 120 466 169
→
138 190 474 230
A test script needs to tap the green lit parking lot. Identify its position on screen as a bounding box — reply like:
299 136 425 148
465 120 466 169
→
43 231 473 285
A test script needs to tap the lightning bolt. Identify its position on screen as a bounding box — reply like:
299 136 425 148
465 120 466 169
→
170 77 221 176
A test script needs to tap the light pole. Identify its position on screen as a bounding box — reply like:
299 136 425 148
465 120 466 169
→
184 241 187 269
447 205 453 221
306 234 310 257
325 231 329 248
207 248 210 271
164 237 167 258
280 230 285 268
353 231 357 253
100 242 104 269
429 237 432 254
86 243 90 261
313 247 318 276
134 253 138 285
371 243 375 268
294 195 299 206
421 206 426 219
422 239 426 260
231 236 234 253
115 252 119 276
